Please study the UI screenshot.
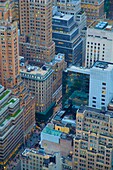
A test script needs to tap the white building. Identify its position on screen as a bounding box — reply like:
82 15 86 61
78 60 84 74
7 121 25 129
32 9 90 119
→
85 21 113 68
89 61 113 110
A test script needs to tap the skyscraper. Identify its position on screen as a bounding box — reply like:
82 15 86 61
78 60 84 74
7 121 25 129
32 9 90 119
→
19 0 55 64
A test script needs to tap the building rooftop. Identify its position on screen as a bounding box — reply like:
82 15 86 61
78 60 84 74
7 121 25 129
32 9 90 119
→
89 20 113 31
78 106 113 119
47 53 65 66
20 65 50 76
43 126 62 137
65 65 90 75
92 61 113 71
22 148 46 157
53 13 73 21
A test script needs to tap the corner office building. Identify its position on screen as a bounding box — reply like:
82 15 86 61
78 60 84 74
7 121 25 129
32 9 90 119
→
20 65 54 123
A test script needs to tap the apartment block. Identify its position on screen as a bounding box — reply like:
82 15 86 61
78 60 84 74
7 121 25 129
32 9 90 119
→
0 85 23 169
73 106 113 170
19 0 55 64
85 20 113 68
21 148 62 170
52 10 83 66
89 61 113 110
81 0 105 25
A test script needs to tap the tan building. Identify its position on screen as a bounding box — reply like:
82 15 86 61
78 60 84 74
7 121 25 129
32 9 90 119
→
19 0 55 64
21 148 62 170
20 65 54 116
0 1 35 167
81 0 105 25
20 53 67 123
73 106 113 170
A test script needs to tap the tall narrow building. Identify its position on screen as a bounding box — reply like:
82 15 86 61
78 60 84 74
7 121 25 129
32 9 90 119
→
19 0 55 64
0 0 19 88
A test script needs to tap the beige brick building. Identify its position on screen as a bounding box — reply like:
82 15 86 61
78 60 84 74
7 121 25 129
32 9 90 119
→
73 106 113 170
19 0 55 64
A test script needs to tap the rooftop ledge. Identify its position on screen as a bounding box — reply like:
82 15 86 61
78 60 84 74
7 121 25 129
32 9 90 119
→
0 109 22 128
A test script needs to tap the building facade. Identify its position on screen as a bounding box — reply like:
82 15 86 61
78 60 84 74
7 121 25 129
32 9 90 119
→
52 11 83 66
89 61 113 110
85 20 113 68
20 65 54 122
62 66 90 109
19 0 55 64
73 106 113 170
81 0 105 25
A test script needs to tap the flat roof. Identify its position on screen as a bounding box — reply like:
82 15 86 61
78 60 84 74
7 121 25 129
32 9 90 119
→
92 61 113 71
20 65 50 76
65 65 90 75
53 14 73 21
43 126 62 137
78 106 113 119
89 20 113 32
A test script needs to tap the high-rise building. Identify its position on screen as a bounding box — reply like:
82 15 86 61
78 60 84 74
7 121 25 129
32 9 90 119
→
21 148 62 170
85 20 113 68
52 10 83 66
81 0 105 25
0 1 35 167
73 106 113 170
89 61 113 110
19 0 55 64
